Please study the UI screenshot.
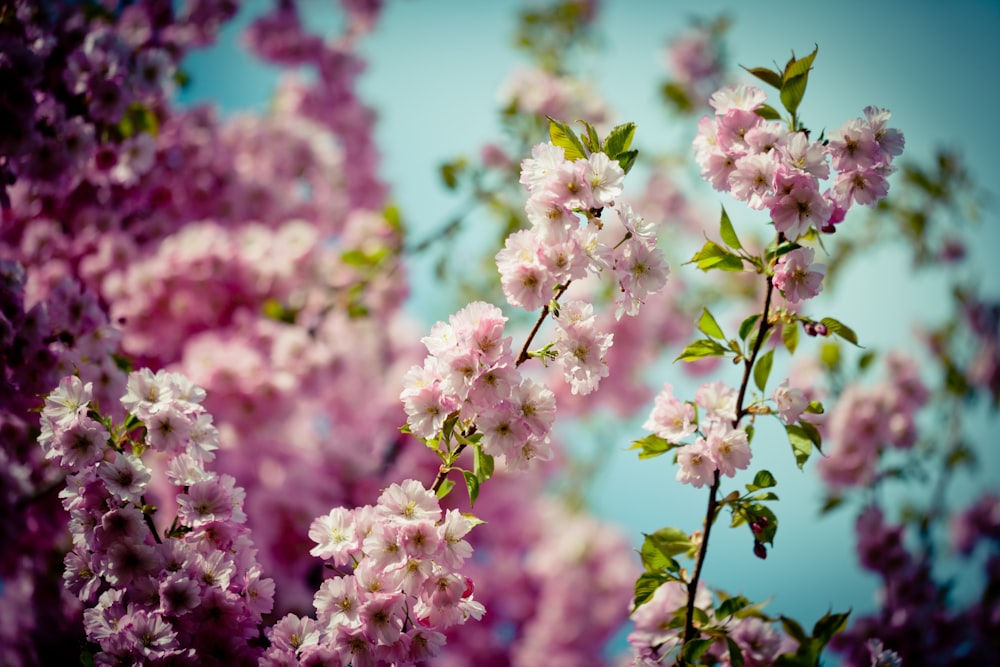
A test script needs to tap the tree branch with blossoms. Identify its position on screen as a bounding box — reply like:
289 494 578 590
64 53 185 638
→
627 47 905 666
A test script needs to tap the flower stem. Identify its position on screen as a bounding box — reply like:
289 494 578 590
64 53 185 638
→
681 273 776 649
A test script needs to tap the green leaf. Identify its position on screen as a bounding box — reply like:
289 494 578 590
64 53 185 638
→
812 609 851 644
739 314 762 342
748 469 777 490
821 317 860 346
474 446 494 483
798 420 823 452
785 424 813 469
578 120 601 153
779 615 808 643
118 102 159 139
435 478 455 500
439 160 465 189
820 342 840 370
781 321 799 355
676 338 731 363
698 307 726 340
633 572 669 608
719 206 743 250
682 637 715 663
617 149 638 175
754 103 783 121
753 349 775 392
820 495 843 514
602 121 636 160
629 433 677 459
782 45 819 84
742 65 783 89
547 117 587 161
662 82 694 113
804 400 824 414
779 46 818 117
646 527 694 558
462 470 480 507
641 534 681 573
766 240 803 263
689 240 745 272
726 636 746 667
716 595 751 620
754 491 780 501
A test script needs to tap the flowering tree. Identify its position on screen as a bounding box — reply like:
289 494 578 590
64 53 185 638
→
1 1 998 666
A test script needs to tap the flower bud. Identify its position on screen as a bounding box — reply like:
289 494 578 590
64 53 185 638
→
753 541 767 560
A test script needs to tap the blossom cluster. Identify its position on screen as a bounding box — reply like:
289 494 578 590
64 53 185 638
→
39 370 275 665
401 301 556 470
693 85 904 241
819 353 929 489
628 581 794 666
0 263 127 663
0 0 247 213
259 479 481 666
498 67 611 125
829 505 998 665
643 381 752 488
494 141 670 398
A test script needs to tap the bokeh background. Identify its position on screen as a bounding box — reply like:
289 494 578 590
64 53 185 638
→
178 0 1000 654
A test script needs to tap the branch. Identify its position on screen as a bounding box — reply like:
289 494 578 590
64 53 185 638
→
682 273 776 648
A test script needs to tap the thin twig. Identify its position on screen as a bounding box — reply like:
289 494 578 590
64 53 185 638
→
682 274 776 648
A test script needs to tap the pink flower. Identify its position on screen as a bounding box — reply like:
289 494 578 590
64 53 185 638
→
376 479 441 523
308 507 359 565
773 246 826 304
643 383 696 441
584 151 625 205
706 425 751 477
729 153 778 209
676 439 716 488
772 379 809 424
553 303 614 395
695 380 737 423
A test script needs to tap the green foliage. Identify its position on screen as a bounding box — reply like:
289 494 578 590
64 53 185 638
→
689 240 745 272
747 469 777 491
719 206 743 250
602 121 636 160
439 158 467 190
633 571 672 609
435 478 455 499
773 610 851 666
698 307 726 340
820 317 860 346
781 320 799 355
753 348 775 392
645 526 695 558
630 433 678 459
676 338 731 363
785 421 822 469
663 82 694 113
117 102 159 138
547 117 588 161
681 637 715 663
739 314 762 342
778 46 818 119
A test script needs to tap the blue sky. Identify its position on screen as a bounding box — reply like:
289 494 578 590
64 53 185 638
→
180 0 1000 652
